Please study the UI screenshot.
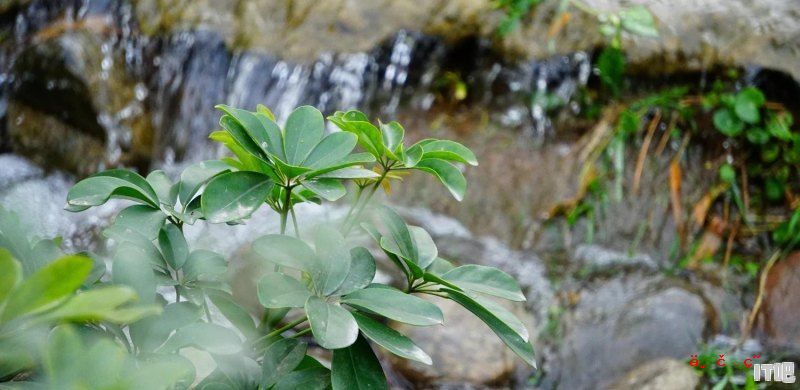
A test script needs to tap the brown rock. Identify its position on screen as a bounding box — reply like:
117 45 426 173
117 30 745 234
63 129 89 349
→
609 358 699 390
756 251 800 349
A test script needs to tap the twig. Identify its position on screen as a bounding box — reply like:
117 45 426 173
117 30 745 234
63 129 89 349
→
742 250 783 342
722 219 740 284
632 110 661 195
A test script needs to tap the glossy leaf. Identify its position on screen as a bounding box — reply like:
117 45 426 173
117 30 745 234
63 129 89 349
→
131 301 203 351
331 335 388 390
1 255 91 321
145 170 175 206
311 167 380 180
159 223 189 270
334 247 376 296
261 338 308 387
114 205 166 240
285 106 325 165
302 179 346 201
352 312 431 365
421 140 477 166
444 288 536 367
342 287 443 326
112 242 157 304
415 159 467 201
0 248 22 304
158 322 241 355
378 206 417 261
183 250 227 282
201 171 274 223
735 87 765 124
303 132 358 169
41 286 160 324
409 226 437 269
253 234 317 271
178 160 230 206
66 170 158 208
274 367 330 390
258 273 312 308
306 296 358 349
380 121 404 156
442 265 525 301
473 295 529 341
207 290 257 339
713 108 745 137
312 225 351 295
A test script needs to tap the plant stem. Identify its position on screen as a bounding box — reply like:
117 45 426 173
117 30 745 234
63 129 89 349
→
279 185 293 235
202 297 213 322
253 316 308 346
290 206 300 238
343 165 392 235
290 327 312 338
342 185 365 229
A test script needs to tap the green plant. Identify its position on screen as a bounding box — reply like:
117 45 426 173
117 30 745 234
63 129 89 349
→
50 104 535 388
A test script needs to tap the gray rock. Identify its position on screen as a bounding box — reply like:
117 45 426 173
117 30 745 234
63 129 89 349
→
543 272 713 389
573 244 659 270
609 358 699 390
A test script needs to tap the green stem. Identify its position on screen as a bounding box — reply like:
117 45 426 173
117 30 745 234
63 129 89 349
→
342 185 365 229
343 166 392 235
202 297 213 322
290 206 300 238
290 328 312 338
252 316 308 346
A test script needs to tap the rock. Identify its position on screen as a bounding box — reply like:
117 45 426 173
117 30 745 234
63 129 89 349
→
388 295 532 386
609 358 699 390
542 272 718 389
755 251 800 350
132 0 800 81
8 22 153 174
573 244 659 271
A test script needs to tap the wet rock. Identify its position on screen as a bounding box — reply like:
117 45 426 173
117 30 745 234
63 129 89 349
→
573 244 659 271
8 23 153 174
132 0 800 81
609 358 699 390
755 251 800 350
389 295 531 386
543 272 717 389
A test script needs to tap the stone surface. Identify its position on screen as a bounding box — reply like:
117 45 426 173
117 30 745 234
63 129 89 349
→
8 23 153 174
756 251 800 350
543 272 715 389
609 358 700 390
388 295 531 386
132 0 800 80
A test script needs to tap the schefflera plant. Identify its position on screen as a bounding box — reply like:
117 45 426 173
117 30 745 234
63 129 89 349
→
62 104 535 389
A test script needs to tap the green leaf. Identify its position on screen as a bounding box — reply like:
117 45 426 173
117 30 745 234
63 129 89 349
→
713 108 745 137
305 296 358 349
253 234 317 271
67 170 158 208
103 225 168 272
131 301 203 351
301 179 346 201
112 242 157 304
402 143 424 168
258 273 312 308
380 121 405 157
303 132 358 169
734 87 765 124
311 167 380 180
767 112 794 140
305 153 377 179
284 106 325 165
255 113 287 161
746 127 770 144
473 295 529 341
334 247 376 296
183 250 227 282
0 248 22 304
274 367 330 390
421 140 477 166
341 287 443 326
443 288 536 367
352 312 431 365
158 322 242 355
201 171 274 223
114 205 166 240
218 113 266 160
312 225 351 296
328 112 384 158
207 290 257 340
41 286 160 324
442 265 525 301
619 6 659 37
146 170 176 206
597 47 625 97
261 338 308 388
1 255 92 321
331 335 388 390
178 160 230 206
216 105 275 157
257 104 276 121
378 206 417 261
159 223 189 270
409 226 437 269
415 159 467 201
